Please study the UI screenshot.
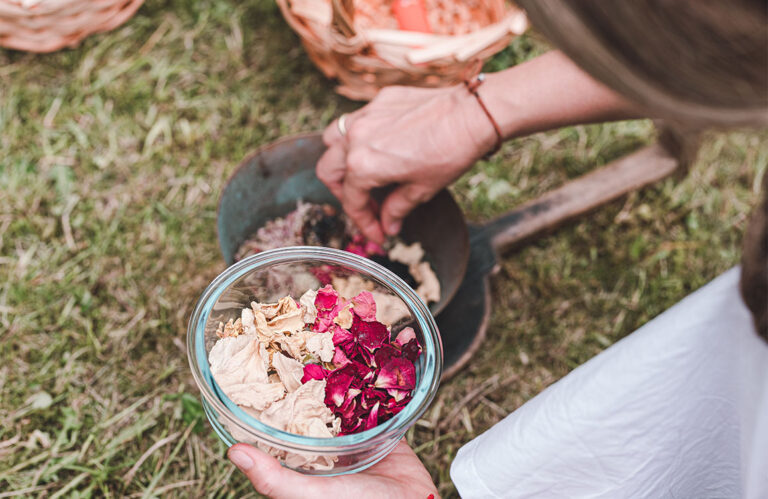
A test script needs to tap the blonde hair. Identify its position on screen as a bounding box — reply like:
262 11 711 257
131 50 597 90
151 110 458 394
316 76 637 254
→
518 0 768 127
517 0 768 338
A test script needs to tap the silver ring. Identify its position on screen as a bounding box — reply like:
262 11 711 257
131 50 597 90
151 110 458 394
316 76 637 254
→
337 114 349 137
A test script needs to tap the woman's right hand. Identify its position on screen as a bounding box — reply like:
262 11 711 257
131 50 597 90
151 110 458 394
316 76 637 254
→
316 84 498 243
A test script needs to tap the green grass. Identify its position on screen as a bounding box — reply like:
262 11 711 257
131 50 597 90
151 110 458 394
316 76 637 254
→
0 1 765 497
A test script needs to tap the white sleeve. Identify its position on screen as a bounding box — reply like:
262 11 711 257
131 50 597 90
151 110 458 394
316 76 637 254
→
450 267 768 499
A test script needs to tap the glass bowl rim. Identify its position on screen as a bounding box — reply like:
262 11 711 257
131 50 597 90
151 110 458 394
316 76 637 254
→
186 246 443 451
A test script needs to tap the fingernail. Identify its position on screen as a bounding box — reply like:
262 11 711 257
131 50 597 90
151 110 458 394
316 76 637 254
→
229 449 254 471
386 220 402 235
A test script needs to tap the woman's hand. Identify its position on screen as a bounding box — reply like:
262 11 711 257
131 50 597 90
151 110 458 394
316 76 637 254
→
228 440 439 499
316 52 642 243
317 84 498 243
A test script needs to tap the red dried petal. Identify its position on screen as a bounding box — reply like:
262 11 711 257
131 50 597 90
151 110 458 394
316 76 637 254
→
374 357 416 390
351 314 388 352
386 388 410 403
325 369 354 407
301 364 327 383
363 401 381 430
373 344 402 368
400 338 422 363
351 291 377 321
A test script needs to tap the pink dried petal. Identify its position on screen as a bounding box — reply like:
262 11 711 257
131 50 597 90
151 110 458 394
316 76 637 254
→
315 285 339 310
374 357 416 390
301 364 327 383
332 347 351 368
332 326 354 346
310 266 333 286
351 315 388 351
325 370 354 407
364 241 385 256
344 242 368 257
312 315 334 333
351 291 377 321
394 327 416 347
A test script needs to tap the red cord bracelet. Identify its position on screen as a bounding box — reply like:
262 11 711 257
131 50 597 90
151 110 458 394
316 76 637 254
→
464 73 503 158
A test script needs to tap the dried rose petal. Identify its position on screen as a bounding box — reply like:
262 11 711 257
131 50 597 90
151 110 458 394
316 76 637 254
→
364 241 385 256
311 267 333 286
394 327 416 347
373 344 402 368
351 315 388 351
351 291 377 321
315 285 339 310
363 401 381 430
344 242 368 257
386 388 410 403
331 325 354 346
400 338 422 363
332 347 351 368
374 357 416 390
301 364 327 383
325 369 354 407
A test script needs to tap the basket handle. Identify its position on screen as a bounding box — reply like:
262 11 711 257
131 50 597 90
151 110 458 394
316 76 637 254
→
331 0 356 38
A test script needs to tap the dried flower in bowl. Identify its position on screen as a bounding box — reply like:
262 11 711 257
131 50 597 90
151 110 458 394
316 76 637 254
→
208 283 422 468
234 201 441 306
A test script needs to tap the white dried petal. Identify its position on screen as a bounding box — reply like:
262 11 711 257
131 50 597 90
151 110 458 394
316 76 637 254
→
305 332 335 363
209 335 285 410
413 261 441 303
331 274 373 300
259 380 335 437
272 352 305 393
241 307 257 336
209 335 269 384
268 308 305 335
299 289 318 324
389 241 424 267
333 303 353 329
371 291 410 326
277 330 313 360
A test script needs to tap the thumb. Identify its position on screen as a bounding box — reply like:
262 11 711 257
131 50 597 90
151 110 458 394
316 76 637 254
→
227 443 315 498
380 184 435 237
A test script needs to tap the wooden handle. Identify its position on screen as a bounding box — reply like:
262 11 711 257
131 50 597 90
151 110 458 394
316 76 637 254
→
484 143 680 252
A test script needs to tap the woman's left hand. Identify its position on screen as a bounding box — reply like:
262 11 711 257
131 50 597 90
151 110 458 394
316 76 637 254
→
228 439 439 499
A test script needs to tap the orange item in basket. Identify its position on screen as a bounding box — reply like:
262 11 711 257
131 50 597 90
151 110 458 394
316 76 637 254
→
392 0 432 33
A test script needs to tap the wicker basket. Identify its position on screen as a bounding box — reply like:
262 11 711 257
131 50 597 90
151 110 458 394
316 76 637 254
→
277 0 528 100
0 0 145 53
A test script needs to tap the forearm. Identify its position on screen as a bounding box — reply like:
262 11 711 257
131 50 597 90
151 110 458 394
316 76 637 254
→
477 51 644 140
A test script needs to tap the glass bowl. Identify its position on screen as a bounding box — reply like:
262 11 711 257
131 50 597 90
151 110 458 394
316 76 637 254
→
187 246 443 476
